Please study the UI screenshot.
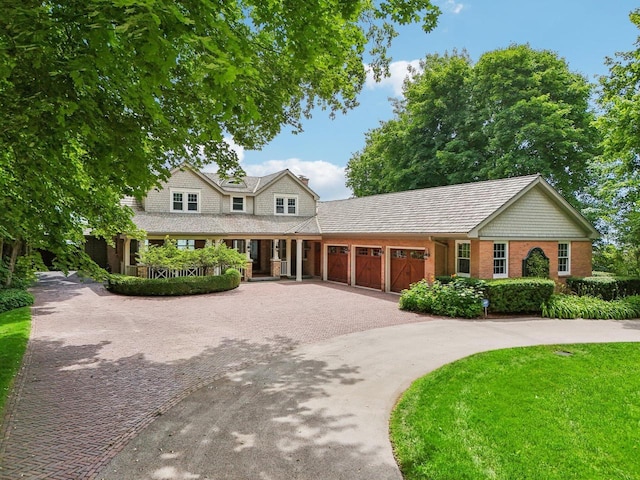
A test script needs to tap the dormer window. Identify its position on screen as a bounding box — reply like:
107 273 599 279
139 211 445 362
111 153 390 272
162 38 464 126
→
275 195 297 215
171 189 200 213
232 196 245 212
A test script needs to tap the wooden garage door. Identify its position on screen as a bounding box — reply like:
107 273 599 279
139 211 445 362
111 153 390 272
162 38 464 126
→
390 249 425 293
327 246 348 283
355 248 382 289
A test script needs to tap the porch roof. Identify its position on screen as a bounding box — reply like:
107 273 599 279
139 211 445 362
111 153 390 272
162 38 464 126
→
132 212 321 236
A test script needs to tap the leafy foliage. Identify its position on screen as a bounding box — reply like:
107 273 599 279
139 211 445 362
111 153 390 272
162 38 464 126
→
346 45 600 205
566 275 640 300
522 249 550 278
106 268 241 296
137 238 247 270
399 279 484 318
542 294 640 319
0 0 439 280
485 278 555 313
0 289 34 314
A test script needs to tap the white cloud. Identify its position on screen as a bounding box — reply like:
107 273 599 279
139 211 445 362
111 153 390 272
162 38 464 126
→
365 59 422 96
243 159 350 201
443 0 464 14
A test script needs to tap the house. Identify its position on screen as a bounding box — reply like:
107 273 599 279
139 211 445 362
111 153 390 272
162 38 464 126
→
107 166 599 293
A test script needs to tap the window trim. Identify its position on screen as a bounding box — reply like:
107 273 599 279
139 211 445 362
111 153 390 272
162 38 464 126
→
176 239 195 250
455 240 471 277
231 196 246 213
170 188 201 213
493 241 509 279
274 194 298 215
558 242 571 276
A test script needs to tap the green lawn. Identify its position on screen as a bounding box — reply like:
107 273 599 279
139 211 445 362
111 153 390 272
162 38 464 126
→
390 343 640 480
0 307 31 414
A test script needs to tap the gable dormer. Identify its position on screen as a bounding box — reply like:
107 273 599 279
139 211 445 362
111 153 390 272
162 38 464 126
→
143 166 223 214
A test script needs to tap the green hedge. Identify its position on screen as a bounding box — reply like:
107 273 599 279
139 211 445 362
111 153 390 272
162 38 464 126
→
106 269 241 296
434 277 555 313
542 294 640 320
399 279 483 318
485 278 555 313
0 289 35 314
566 276 640 300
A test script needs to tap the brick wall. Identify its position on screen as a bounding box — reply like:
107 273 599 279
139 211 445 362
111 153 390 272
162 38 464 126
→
571 241 593 278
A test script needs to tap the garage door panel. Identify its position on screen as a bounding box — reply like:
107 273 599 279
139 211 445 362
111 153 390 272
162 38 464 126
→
355 248 382 289
390 249 425 293
327 246 348 283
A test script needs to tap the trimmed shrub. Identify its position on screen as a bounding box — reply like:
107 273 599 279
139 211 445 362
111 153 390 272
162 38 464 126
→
106 269 241 296
400 279 484 318
485 278 555 313
542 294 640 320
0 289 35 314
567 276 640 300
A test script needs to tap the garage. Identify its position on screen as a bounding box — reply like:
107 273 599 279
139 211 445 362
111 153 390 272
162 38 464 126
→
355 247 382 289
390 249 425 293
327 246 348 283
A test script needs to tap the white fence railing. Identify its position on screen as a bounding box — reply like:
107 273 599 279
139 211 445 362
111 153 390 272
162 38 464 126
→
279 260 288 276
147 267 205 279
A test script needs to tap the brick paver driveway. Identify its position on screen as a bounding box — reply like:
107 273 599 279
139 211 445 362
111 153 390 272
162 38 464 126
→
0 273 427 479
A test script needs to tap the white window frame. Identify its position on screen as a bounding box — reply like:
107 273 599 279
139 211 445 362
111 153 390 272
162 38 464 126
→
176 239 195 250
558 242 571 276
274 195 298 215
493 242 509 279
170 188 201 213
231 196 246 213
455 240 471 277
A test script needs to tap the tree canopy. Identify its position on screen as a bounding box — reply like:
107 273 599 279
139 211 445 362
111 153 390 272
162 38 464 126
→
346 44 601 204
594 8 640 272
0 0 440 284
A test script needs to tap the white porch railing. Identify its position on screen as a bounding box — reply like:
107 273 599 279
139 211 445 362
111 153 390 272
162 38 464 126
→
147 267 205 279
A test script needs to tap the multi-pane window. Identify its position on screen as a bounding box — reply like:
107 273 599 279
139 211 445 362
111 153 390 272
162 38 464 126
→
171 190 199 212
457 242 470 276
232 197 244 212
493 242 508 278
558 242 570 275
187 194 198 211
173 192 183 211
176 239 195 250
275 196 297 215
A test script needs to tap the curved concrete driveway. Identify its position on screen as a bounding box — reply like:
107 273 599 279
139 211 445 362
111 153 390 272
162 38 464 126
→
100 318 640 480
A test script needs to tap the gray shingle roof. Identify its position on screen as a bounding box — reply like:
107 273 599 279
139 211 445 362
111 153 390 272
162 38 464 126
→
132 212 320 236
203 170 285 194
317 175 540 234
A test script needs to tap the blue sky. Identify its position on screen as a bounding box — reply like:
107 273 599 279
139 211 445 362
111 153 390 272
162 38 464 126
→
232 1 640 200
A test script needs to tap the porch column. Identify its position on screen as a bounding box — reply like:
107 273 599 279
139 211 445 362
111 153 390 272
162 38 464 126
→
246 239 252 260
122 237 131 275
271 239 282 277
296 239 303 282
286 238 292 277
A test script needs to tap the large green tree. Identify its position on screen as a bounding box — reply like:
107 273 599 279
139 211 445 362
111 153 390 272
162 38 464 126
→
595 8 640 273
346 44 600 204
0 0 440 284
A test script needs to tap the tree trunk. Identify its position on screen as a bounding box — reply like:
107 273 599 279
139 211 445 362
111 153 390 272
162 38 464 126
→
5 239 22 287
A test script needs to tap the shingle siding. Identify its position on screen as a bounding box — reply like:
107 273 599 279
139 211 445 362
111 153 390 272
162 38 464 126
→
144 169 222 214
478 187 587 238
254 176 316 216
